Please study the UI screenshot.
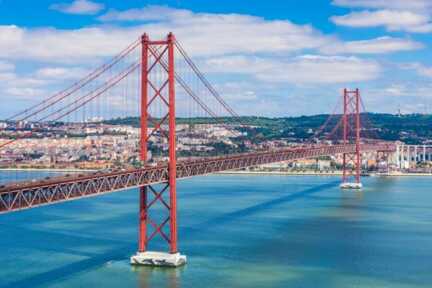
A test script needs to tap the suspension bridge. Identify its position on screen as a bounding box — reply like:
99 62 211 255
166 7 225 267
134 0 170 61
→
0 33 396 267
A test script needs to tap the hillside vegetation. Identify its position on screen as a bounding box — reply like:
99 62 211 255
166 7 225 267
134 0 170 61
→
105 113 432 144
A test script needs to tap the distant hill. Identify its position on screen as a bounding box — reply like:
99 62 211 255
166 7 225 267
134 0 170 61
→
104 113 432 145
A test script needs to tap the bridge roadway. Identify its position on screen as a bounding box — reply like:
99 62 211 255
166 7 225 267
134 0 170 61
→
0 143 395 214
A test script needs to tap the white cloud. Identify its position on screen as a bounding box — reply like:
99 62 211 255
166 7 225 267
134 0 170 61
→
0 25 139 63
0 63 46 87
213 82 259 102
5 87 44 98
0 63 48 102
261 55 381 84
418 67 432 78
204 56 277 74
99 6 192 22
406 23 432 33
0 5 427 116
367 83 432 114
402 63 432 78
98 5 333 56
0 6 421 66
206 81 308 116
332 0 432 11
383 84 407 96
0 6 343 115
320 36 423 54
205 55 381 84
331 10 432 33
50 0 105 15
0 7 334 63
0 72 15 81
35 67 87 80
0 61 14 71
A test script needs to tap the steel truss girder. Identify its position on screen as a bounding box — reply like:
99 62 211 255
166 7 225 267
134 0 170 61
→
0 143 395 214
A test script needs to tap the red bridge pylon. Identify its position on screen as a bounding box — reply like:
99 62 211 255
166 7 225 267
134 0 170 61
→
340 88 362 189
131 33 186 267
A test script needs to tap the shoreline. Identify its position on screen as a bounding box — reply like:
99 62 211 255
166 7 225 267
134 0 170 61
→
1 168 432 177
216 170 432 177
216 171 343 176
0 168 96 173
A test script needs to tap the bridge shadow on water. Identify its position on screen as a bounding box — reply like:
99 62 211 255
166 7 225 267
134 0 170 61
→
0 223 136 288
1 246 134 288
0 181 338 288
186 181 339 232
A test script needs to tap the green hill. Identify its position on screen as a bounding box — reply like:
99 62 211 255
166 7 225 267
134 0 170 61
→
104 113 432 145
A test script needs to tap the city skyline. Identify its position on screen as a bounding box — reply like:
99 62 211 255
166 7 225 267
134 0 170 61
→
0 0 431 117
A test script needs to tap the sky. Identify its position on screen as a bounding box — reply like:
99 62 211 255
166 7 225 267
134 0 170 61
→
0 0 431 117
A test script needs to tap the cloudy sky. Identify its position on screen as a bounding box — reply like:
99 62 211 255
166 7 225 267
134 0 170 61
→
0 0 431 117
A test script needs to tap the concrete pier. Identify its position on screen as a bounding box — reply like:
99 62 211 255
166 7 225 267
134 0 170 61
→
130 251 187 267
340 182 363 189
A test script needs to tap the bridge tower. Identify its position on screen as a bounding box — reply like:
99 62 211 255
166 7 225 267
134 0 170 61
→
131 33 186 267
340 88 362 189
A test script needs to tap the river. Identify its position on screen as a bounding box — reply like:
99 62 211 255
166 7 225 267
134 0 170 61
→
0 172 431 287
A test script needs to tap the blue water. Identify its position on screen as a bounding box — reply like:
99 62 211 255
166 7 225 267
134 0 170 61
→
0 172 431 288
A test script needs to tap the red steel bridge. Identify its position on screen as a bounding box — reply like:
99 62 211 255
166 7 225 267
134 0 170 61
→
0 33 395 266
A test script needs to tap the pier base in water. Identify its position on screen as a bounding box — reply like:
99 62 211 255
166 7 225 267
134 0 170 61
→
130 251 187 267
340 182 363 189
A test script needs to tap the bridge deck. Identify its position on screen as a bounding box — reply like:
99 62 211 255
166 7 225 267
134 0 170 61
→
0 144 394 214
